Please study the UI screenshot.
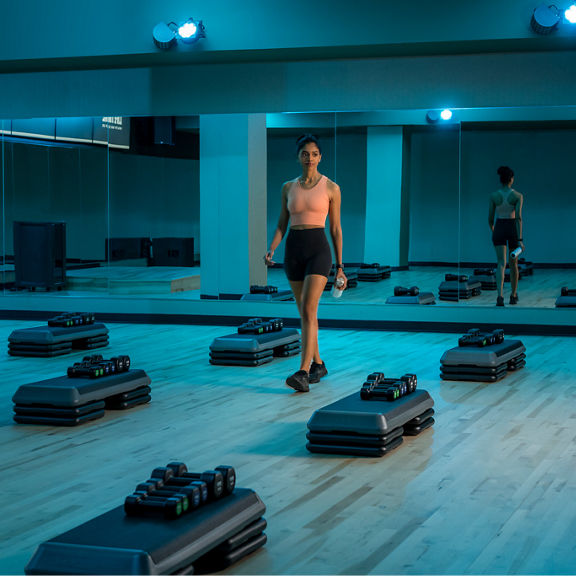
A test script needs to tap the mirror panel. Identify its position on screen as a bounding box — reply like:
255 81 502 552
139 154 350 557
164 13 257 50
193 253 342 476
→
1 118 109 298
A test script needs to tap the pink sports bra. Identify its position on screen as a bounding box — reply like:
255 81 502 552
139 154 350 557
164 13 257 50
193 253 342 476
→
287 176 330 227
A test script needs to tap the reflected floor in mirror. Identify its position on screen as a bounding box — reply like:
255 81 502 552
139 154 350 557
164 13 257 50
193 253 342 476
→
1 320 576 575
3 265 575 309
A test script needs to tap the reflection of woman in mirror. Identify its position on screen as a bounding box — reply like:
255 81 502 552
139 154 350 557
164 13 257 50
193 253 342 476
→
489 166 524 306
264 134 347 392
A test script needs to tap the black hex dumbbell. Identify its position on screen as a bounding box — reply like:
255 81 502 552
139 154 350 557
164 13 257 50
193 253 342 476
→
394 286 419 296
67 362 105 378
134 479 202 511
166 462 236 498
149 467 210 503
124 492 185 519
445 273 469 282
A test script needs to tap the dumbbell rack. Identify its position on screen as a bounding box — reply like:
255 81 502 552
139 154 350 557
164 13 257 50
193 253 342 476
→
8 318 109 357
12 366 151 426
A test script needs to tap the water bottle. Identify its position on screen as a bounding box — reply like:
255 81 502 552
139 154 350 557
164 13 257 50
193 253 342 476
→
331 277 345 298
510 247 523 260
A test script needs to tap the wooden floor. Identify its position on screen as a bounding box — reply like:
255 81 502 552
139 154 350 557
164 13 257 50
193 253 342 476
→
1 320 576 575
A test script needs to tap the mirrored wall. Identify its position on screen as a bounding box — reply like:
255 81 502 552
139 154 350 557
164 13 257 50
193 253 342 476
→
1 108 575 322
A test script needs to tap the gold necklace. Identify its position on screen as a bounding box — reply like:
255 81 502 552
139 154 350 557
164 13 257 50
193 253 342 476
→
299 174 321 188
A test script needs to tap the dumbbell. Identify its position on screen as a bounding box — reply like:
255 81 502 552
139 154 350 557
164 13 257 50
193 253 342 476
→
67 362 105 378
166 462 236 498
238 318 265 335
269 318 284 332
124 493 185 519
394 286 419 296
134 480 202 511
149 466 210 503
474 268 495 276
561 287 576 296
445 273 469 282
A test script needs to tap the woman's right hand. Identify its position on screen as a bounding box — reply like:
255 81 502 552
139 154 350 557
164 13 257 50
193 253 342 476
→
264 249 275 267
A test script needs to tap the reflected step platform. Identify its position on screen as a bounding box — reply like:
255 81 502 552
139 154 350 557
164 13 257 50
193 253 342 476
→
438 279 482 301
25 487 267 575
306 389 435 457
386 291 436 305
357 263 392 282
8 323 109 357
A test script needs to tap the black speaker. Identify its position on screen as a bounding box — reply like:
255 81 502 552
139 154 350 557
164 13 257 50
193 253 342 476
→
105 237 151 261
152 237 195 266
14 221 66 290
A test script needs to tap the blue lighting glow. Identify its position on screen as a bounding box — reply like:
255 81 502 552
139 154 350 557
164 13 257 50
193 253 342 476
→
440 109 453 121
178 20 198 39
565 4 576 23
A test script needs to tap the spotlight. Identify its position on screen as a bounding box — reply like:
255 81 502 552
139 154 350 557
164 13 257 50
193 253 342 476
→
177 18 206 43
153 22 177 50
152 18 205 50
530 3 561 34
426 109 454 124
565 4 576 22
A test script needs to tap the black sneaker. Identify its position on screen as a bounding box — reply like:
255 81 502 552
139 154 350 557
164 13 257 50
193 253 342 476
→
286 370 310 392
509 294 519 305
496 296 504 307
309 361 328 384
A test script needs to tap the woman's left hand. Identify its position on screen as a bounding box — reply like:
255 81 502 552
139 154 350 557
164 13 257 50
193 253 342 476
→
336 269 348 290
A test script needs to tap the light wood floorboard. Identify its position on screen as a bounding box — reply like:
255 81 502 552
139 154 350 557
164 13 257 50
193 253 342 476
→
0 320 575 575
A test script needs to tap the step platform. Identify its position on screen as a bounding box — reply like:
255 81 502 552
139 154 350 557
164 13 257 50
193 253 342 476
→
209 328 301 366
470 269 497 291
440 339 526 381
12 369 151 425
386 291 436 305
25 487 267 576
306 389 434 457
357 264 392 282
438 279 482 301
555 295 576 308
8 323 109 357
241 289 294 302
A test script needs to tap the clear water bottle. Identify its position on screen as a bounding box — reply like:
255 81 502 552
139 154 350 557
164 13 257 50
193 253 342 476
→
331 277 345 298
510 247 523 259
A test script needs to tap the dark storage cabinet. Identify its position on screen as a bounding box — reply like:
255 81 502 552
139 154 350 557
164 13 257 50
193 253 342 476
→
14 221 66 290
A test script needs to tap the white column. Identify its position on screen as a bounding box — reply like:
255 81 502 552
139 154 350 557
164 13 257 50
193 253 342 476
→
364 126 405 267
199 114 267 298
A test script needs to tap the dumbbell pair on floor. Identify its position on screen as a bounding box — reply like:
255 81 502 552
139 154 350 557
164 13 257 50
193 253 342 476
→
67 354 131 379
360 372 417 401
394 286 419 296
124 462 236 519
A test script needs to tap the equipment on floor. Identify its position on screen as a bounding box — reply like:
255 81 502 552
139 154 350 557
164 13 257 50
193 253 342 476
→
12 359 151 425
555 287 576 307
386 285 436 305
8 314 108 357
241 285 294 301
357 263 392 282
306 378 434 456
209 320 300 366
438 274 482 301
25 464 266 575
440 329 526 381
